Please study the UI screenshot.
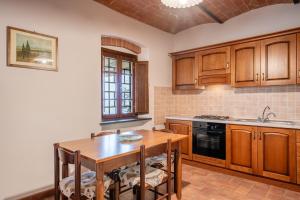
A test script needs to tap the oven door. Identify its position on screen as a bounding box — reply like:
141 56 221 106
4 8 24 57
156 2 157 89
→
192 122 226 160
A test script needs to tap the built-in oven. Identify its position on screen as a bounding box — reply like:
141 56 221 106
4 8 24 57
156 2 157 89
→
192 121 226 160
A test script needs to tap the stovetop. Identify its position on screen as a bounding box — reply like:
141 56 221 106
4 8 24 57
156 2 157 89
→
194 115 230 120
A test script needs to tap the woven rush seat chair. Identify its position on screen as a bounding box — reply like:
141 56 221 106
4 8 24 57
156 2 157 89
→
54 143 115 200
118 139 173 200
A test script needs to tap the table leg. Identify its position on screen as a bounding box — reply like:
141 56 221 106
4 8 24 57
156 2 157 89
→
176 142 182 200
96 163 105 200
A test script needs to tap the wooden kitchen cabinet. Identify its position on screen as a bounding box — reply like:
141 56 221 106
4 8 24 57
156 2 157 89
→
196 46 231 86
257 127 296 183
166 120 192 160
297 130 300 184
172 53 197 93
226 125 296 183
231 41 261 87
261 34 297 86
226 125 258 174
171 28 300 91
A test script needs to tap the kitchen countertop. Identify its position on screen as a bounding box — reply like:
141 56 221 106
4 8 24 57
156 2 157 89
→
166 116 300 130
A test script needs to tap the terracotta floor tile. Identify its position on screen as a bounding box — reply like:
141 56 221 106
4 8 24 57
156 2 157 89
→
48 164 300 200
284 189 300 199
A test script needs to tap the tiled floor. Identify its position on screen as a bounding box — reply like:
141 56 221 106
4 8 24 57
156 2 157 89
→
48 164 300 200
177 164 300 200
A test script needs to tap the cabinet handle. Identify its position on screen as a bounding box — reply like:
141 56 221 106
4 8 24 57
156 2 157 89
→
226 63 229 69
256 73 259 81
262 73 265 81
259 132 262 140
253 132 256 140
195 79 198 84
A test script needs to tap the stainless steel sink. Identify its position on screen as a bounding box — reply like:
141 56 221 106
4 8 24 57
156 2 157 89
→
264 120 295 125
234 118 295 125
234 118 260 123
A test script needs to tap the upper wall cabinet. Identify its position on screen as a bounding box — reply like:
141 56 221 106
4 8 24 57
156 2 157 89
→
171 28 300 92
172 53 198 93
297 33 300 84
231 41 261 87
261 34 297 86
196 47 231 86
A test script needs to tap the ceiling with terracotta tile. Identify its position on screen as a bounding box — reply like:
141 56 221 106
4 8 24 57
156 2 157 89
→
94 0 296 34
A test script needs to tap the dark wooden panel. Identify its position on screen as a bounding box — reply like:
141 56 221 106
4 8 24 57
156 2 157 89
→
135 61 149 114
297 33 300 84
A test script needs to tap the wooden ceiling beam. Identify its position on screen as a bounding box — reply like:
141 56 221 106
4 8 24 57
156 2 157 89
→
293 0 299 4
197 4 223 24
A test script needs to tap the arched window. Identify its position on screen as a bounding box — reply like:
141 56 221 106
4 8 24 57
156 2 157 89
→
101 37 148 121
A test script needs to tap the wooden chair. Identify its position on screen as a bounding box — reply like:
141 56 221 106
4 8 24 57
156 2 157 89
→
151 127 178 193
91 130 120 139
152 127 173 133
54 143 113 200
119 139 173 200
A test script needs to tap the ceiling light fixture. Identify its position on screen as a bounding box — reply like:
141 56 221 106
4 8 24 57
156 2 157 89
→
161 0 203 8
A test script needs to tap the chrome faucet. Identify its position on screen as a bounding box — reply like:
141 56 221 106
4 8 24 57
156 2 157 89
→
265 112 276 121
258 106 276 122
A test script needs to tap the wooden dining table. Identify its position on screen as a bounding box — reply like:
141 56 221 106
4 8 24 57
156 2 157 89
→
58 129 188 200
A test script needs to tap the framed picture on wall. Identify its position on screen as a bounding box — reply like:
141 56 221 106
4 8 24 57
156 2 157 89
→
7 26 58 71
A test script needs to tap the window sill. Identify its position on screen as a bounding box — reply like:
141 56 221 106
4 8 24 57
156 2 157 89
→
100 117 152 125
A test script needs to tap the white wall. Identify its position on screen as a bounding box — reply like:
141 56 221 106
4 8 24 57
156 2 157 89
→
173 4 300 51
0 0 173 198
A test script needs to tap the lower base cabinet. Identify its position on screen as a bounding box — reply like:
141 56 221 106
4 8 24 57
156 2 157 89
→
226 125 258 174
226 124 296 183
166 120 193 160
295 131 300 184
258 127 296 183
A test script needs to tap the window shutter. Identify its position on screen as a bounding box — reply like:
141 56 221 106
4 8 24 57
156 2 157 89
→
135 61 149 114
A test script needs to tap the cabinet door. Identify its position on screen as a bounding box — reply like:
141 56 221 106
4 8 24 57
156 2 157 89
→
297 131 300 184
231 41 261 87
197 46 230 77
258 127 296 183
297 33 300 84
172 53 196 91
226 125 258 174
167 120 192 160
261 34 297 86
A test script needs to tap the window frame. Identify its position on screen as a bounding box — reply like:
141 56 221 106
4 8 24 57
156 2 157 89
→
101 48 137 121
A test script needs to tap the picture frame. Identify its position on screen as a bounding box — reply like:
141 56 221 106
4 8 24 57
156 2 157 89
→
7 26 58 71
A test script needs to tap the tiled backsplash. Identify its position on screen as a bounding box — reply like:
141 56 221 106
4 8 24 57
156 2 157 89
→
154 85 300 125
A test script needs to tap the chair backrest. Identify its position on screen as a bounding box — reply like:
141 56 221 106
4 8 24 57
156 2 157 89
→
91 129 120 139
152 126 173 133
54 143 81 199
139 139 172 200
